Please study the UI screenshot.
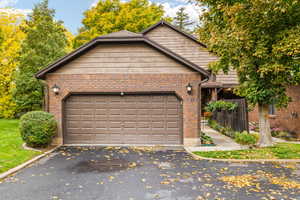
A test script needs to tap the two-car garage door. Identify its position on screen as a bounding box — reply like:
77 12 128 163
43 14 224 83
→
64 94 183 145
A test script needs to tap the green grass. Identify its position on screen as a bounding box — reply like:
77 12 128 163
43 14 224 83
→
0 119 41 173
194 143 300 159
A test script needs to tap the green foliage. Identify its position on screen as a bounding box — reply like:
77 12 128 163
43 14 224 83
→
196 0 300 108
208 119 235 138
13 0 69 115
173 7 194 31
208 119 258 144
234 131 258 146
73 0 166 48
205 100 238 112
208 119 222 131
200 132 215 145
20 111 57 147
196 0 300 146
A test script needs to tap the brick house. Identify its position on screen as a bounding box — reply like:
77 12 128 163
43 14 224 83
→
36 20 300 146
248 86 300 138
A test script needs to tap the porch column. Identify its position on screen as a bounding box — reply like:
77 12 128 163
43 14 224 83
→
211 88 218 101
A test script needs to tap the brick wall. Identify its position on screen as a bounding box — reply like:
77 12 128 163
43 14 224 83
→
248 86 300 138
45 73 202 146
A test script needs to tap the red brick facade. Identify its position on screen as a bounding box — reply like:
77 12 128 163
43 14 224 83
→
45 73 203 146
248 86 300 138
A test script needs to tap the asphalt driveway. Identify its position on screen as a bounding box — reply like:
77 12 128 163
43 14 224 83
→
1 146 300 200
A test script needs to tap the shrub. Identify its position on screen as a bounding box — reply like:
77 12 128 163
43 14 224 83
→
20 111 57 148
234 131 258 146
200 132 214 145
208 120 236 139
208 119 222 131
205 100 238 112
220 127 236 138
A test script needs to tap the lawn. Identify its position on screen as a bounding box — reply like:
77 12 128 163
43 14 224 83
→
0 119 41 174
194 143 300 159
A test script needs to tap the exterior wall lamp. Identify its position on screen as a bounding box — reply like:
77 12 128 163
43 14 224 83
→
52 84 60 95
186 83 193 95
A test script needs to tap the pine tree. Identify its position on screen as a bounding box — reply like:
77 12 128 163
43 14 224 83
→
13 0 69 115
173 7 194 31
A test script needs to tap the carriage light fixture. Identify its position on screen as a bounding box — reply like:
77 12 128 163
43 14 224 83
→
52 84 60 95
186 83 193 95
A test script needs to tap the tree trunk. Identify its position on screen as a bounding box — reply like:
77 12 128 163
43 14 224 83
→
258 104 273 147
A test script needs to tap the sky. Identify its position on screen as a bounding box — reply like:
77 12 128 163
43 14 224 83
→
0 0 201 34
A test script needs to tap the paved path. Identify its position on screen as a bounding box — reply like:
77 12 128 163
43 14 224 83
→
188 127 247 152
1 147 300 200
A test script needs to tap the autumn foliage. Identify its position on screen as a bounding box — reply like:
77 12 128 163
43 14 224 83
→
73 0 166 48
0 11 25 118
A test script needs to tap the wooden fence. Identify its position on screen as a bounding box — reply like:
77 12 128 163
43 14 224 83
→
212 99 249 132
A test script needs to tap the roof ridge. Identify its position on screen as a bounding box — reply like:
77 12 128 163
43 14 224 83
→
99 30 143 38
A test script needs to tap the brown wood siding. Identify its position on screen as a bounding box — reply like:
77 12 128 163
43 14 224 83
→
145 25 239 85
64 94 183 145
54 43 196 74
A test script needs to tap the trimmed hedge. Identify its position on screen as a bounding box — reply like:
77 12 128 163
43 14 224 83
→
20 111 57 147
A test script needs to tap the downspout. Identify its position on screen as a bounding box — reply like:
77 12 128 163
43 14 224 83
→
198 75 210 132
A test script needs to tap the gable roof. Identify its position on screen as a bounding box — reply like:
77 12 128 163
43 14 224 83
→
141 20 207 48
36 31 210 79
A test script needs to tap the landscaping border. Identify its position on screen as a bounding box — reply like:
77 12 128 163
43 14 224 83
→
184 147 300 163
0 146 61 181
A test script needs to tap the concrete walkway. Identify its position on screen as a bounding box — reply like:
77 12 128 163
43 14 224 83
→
187 126 248 152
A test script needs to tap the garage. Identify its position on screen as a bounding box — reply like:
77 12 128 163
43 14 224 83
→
64 94 183 145
36 30 209 146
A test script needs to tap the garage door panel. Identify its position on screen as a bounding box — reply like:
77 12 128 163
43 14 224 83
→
80 115 94 121
167 109 179 115
122 109 138 115
167 122 180 128
151 109 165 115
66 134 95 141
137 122 151 128
95 108 108 115
149 104 165 109
66 103 94 109
79 121 94 128
124 122 137 128
64 94 182 145
67 122 82 129
152 122 165 128
108 115 124 120
135 104 148 109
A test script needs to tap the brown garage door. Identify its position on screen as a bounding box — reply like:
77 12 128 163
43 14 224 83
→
64 94 183 145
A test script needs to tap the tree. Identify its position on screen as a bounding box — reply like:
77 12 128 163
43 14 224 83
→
196 0 300 146
13 0 70 115
0 10 25 118
173 7 194 31
73 0 166 48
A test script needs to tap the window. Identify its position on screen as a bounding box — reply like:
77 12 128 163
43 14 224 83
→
269 104 276 115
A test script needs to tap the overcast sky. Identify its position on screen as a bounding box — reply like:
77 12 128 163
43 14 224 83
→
0 0 201 34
